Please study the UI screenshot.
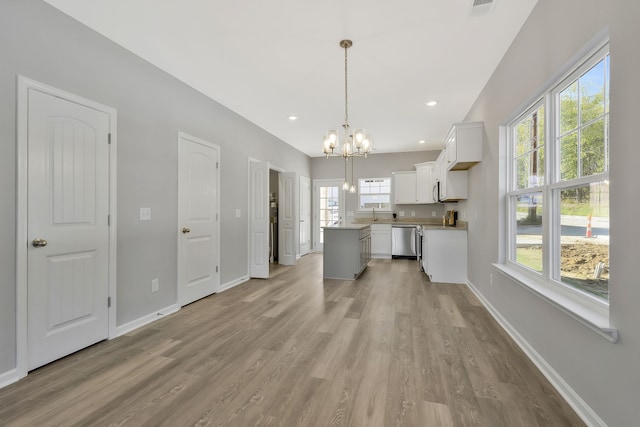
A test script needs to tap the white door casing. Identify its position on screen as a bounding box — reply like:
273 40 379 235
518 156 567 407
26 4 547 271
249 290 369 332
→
279 172 298 265
299 176 311 256
249 160 269 278
17 77 117 373
313 179 345 251
178 133 220 306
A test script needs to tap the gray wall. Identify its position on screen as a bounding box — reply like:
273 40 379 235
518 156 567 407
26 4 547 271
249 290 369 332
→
0 0 310 374
459 0 639 425
311 151 446 228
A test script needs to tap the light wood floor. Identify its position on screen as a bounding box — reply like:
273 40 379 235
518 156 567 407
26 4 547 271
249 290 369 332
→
0 254 584 426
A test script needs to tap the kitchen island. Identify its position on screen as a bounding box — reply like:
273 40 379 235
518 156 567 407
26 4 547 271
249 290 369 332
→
322 224 371 280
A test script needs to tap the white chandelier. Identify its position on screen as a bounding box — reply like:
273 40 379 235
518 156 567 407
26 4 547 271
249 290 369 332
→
323 39 372 193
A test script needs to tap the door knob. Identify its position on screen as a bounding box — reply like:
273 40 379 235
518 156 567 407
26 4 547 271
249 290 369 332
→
182 227 191 234
32 238 48 247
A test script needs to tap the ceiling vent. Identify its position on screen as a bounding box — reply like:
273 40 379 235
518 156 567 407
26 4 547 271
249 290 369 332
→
470 0 495 16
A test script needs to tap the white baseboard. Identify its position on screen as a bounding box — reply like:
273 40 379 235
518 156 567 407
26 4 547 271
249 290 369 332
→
115 303 181 337
465 280 606 427
0 368 20 390
219 275 250 292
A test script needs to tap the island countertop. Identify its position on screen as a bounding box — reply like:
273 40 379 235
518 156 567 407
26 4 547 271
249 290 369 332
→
321 223 371 230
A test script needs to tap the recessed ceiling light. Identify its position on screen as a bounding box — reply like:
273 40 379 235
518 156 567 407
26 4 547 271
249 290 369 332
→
419 140 426 144
426 101 437 107
288 116 298 121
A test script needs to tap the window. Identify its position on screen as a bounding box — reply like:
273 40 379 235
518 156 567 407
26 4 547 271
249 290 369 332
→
358 177 391 210
506 44 610 306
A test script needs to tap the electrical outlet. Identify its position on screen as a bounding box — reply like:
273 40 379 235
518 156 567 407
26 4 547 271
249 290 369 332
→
139 207 151 221
432 211 436 217
399 211 405 217
411 211 415 217
489 273 494 286
151 278 159 292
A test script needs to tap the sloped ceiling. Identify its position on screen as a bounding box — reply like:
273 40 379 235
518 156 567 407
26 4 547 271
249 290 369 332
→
44 0 538 156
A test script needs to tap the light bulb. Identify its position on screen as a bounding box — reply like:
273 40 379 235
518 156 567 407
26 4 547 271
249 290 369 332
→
343 181 349 191
350 184 356 193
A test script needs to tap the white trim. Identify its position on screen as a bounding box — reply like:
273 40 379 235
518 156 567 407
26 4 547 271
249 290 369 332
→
219 275 251 292
16 76 118 380
177 132 221 306
465 279 607 427
115 304 180 337
0 369 19 390
312 178 346 251
494 263 616 342
502 38 611 330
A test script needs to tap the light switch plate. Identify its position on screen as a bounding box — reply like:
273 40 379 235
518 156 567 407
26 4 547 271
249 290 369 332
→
140 207 151 221
235 209 241 218
399 211 405 217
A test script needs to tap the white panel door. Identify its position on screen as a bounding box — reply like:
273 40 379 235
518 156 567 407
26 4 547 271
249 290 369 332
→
250 160 269 278
27 89 110 370
279 172 298 265
178 133 220 306
299 175 311 256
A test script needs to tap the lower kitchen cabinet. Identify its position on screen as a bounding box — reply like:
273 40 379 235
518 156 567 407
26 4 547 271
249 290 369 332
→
323 225 371 280
422 228 467 284
370 224 391 259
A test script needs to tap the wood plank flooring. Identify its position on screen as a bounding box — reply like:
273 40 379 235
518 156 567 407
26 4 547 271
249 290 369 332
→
0 254 585 426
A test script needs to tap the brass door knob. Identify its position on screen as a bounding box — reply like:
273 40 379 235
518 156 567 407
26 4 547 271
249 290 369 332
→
32 238 48 247
182 227 191 234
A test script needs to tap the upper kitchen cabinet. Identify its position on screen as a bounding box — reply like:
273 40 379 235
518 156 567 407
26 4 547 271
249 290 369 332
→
415 161 436 204
392 171 417 204
445 122 484 171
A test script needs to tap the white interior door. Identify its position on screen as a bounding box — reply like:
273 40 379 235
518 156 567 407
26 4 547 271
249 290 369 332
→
299 175 311 256
279 172 298 265
313 179 345 251
178 133 220 306
250 160 269 278
27 89 110 370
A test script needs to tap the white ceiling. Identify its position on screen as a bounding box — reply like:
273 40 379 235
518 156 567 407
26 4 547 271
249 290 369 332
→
44 0 538 157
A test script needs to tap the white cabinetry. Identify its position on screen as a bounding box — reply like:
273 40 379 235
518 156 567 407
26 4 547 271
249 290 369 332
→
370 224 392 259
445 122 484 171
422 229 467 283
435 150 468 202
415 162 436 204
393 171 417 204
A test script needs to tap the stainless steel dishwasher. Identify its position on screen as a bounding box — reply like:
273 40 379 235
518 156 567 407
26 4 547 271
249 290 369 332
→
391 225 417 259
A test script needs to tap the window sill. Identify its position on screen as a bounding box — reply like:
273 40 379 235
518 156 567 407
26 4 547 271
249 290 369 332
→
493 263 618 343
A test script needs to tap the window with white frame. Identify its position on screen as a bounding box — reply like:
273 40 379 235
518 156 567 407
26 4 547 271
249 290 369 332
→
358 177 391 210
506 43 610 303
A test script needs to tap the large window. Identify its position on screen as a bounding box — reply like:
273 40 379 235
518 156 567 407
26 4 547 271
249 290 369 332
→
506 44 610 305
358 177 391 210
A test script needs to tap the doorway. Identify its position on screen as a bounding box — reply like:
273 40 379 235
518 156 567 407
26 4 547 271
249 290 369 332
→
269 169 279 264
313 179 345 251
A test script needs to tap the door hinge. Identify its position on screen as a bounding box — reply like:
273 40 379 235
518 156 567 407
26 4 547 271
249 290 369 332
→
216 162 219 169
108 133 111 144
107 214 111 226
108 296 112 307
216 266 219 273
